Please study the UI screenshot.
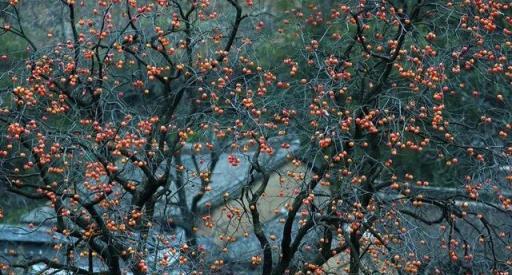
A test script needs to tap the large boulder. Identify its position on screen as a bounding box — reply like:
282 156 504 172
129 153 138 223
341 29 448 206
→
20 206 54 225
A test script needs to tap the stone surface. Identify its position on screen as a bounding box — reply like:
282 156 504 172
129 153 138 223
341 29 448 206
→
0 224 69 244
154 136 300 219
20 206 55 225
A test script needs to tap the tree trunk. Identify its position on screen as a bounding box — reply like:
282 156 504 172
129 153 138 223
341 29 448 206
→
349 232 360 275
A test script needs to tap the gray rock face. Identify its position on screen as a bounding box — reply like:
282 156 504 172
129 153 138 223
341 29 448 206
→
196 137 301 211
20 206 55 225
154 136 300 219
225 216 288 262
0 224 69 244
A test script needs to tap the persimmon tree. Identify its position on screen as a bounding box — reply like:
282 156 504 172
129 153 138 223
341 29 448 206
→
257 1 512 274
0 0 512 274
0 0 264 274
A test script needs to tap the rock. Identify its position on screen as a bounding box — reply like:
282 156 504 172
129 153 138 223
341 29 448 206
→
0 224 69 244
20 206 54 225
154 136 300 221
